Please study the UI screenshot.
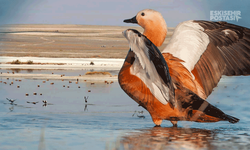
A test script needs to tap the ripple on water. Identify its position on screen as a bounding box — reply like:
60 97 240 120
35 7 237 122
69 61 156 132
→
0 74 250 149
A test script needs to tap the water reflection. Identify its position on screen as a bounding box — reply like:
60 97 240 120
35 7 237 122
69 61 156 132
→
119 127 215 149
11 69 21 73
1 74 250 149
84 104 88 111
27 69 33 73
9 106 14 112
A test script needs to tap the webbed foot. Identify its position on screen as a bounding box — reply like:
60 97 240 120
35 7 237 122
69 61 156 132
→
154 125 161 127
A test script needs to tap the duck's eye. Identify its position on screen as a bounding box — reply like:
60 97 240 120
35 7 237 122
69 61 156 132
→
141 12 145 16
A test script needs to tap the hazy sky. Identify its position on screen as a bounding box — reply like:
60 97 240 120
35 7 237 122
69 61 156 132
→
0 0 249 27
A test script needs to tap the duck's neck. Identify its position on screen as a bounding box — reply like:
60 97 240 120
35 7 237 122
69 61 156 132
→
143 23 167 47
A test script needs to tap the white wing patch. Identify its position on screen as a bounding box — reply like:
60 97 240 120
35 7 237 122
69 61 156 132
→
127 34 170 105
162 20 210 73
130 57 169 105
222 29 238 37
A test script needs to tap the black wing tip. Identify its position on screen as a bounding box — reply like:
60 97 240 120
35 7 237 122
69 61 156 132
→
225 114 240 124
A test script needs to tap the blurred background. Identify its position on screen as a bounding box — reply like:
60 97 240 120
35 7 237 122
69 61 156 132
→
0 0 249 27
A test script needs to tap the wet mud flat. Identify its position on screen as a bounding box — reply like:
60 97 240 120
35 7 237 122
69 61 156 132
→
0 69 250 149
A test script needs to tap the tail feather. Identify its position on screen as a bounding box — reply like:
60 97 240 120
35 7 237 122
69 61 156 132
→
225 114 240 124
180 87 240 124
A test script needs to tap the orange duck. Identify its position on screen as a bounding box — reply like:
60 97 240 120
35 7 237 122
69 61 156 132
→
119 9 250 126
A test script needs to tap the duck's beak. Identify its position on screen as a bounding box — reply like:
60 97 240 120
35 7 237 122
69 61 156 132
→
123 16 138 24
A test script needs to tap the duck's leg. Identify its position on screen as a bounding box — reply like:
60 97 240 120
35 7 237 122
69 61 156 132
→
153 118 162 127
171 121 178 127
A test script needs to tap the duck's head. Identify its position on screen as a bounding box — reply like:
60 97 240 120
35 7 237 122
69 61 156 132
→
124 9 167 47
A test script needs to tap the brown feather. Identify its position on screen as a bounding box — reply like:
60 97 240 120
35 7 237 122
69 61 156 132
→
192 20 250 96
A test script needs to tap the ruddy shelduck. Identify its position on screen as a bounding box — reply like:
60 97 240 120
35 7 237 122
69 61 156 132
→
119 9 250 126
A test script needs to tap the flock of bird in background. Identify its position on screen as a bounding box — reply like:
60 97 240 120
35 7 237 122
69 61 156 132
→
2 71 146 118
2 71 116 112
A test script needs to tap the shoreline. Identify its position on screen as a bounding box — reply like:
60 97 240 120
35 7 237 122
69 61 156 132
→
0 56 124 70
0 56 123 81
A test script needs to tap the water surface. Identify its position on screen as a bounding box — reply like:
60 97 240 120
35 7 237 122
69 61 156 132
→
0 70 250 150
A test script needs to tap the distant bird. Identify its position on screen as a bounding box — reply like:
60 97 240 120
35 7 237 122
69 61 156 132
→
42 100 48 107
90 61 94 65
27 101 39 104
84 96 88 103
6 98 16 104
84 96 89 111
138 111 143 114
132 111 145 119
119 29 239 127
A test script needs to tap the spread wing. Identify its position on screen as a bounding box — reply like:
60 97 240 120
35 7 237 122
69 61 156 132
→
163 20 250 97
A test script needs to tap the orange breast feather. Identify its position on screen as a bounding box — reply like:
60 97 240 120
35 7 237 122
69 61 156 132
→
118 53 183 125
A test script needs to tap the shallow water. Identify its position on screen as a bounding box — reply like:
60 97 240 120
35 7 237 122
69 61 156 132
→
0 70 250 150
